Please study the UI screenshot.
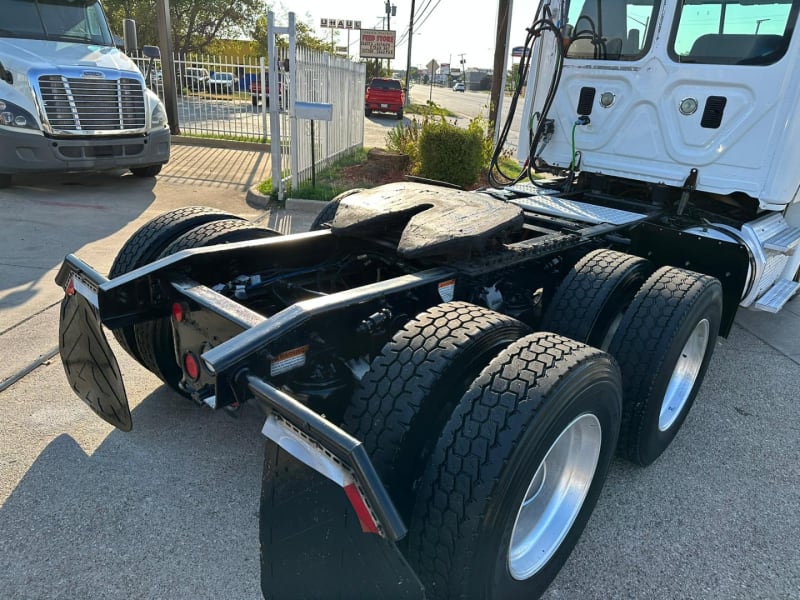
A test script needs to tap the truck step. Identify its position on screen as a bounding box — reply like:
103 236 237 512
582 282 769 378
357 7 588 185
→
506 190 647 226
754 278 800 313
764 225 800 253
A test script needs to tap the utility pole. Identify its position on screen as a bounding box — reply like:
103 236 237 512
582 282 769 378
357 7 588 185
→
403 0 416 106
155 0 179 134
385 0 396 73
375 17 384 76
458 53 466 89
490 0 512 139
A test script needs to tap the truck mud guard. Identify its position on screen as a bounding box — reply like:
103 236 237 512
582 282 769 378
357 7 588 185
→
250 375 426 598
57 256 132 431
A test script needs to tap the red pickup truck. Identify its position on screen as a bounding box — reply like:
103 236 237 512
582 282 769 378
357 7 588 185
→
365 77 405 120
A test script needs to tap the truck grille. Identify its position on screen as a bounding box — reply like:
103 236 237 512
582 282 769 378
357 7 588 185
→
38 75 146 134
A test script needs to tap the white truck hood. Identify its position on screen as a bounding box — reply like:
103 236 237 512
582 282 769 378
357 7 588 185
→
0 38 140 75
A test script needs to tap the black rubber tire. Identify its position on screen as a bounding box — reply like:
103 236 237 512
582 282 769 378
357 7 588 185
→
608 266 722 466
130 164 163 177
541 249 652 349
0 174 11 188
407 332 622 600
396 109 403 120
365 108 372 117
108 207 245 363
309 188 365 231
133 218 280 389
342 301 528 519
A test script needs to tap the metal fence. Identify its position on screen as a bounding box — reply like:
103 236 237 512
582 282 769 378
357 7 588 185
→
292 46 366 187
135 17 366 199
137 54 276 142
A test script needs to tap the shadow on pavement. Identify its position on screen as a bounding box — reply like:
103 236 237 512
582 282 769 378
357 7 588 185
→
162 145 271 192
0 385 265 599
0 172 156 319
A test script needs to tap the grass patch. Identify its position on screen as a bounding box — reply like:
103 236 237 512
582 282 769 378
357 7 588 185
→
258 148 369 201
495 154 524 179
404 102 458 118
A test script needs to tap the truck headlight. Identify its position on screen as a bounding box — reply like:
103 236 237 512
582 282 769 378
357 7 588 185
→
151 100 168 128
146 91 168 128
0 99 39 130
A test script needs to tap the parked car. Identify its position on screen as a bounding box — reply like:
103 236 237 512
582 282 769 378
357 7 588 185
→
183 67 209 92
250 77 282 108
453 81 465 92
208 71 236 94
364 77 405 119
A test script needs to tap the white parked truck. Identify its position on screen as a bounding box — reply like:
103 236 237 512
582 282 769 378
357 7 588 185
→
54 0 799 597
0 0 170 188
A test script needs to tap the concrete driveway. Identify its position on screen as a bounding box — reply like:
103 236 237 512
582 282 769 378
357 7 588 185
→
1 143 798 599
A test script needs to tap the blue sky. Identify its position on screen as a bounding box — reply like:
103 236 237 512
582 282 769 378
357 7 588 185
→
272 0 539 69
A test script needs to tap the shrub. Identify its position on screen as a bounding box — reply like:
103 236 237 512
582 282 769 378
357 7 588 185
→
386 108 495 189
418 119 485 188
386 116 422 166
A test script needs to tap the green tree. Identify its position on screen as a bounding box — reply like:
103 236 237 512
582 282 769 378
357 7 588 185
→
251 13 336 56
103 0 263 55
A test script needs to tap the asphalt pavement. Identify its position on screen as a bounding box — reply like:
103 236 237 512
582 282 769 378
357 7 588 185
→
0 140 798 599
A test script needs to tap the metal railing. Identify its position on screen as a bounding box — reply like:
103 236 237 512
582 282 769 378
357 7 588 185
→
133 13 366 197
139 54 274 142
293 46 365 187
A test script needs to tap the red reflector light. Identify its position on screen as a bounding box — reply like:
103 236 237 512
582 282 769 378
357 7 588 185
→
344 483 380 535
172 302 188 322
65 277 76 296
183 352 200 380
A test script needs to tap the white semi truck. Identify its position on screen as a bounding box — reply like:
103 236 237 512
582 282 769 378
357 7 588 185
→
54 0 799 597
0 0 170 188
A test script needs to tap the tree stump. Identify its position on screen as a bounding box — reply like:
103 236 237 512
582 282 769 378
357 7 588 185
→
365 148 410 180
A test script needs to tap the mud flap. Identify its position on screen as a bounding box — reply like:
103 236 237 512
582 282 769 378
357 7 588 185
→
59 291 132 431
260 442 425 599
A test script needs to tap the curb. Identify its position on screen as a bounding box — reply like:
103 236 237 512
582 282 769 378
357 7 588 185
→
245 184 325 217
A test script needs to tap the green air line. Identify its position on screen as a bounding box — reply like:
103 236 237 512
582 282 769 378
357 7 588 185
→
570 121 578 171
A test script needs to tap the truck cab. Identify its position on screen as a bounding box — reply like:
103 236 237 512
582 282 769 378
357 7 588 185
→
0 0 170 188
518 0 800 313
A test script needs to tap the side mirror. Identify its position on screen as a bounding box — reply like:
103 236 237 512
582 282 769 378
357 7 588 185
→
123 19 138 54
142 45 161 60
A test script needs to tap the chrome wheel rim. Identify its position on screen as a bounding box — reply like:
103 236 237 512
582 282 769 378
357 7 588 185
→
507 413 602 581
659 318 710 432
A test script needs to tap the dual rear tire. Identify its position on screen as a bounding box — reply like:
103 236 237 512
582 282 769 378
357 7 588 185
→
108 207 279 392
343 303 623 598
339 255 722 596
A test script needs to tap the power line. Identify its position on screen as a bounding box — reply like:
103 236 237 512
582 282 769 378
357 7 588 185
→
413 0 443 33
395 0 441 48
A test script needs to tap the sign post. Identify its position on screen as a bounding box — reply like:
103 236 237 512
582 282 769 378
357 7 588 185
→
426 59 438 102
319 18 362 58
295 102 333 188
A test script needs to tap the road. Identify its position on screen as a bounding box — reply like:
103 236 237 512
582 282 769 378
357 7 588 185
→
1 142 799 599
408 84 526 152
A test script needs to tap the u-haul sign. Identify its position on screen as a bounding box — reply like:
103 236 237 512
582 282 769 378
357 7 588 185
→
360 29 396 59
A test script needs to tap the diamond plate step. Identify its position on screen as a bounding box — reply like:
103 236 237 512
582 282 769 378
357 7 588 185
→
754 278 800 313
506 191 647 225
764 226 800 253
